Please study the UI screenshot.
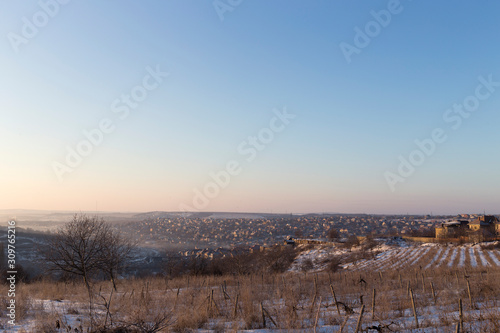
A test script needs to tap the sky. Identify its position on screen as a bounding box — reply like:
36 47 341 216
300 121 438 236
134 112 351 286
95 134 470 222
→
1 0 500 215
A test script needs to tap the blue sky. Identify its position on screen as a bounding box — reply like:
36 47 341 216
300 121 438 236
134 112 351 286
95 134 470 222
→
1 0 499 214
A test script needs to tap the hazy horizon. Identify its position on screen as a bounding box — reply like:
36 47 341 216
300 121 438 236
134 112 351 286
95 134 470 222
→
2 2 499 215
0 208 497 217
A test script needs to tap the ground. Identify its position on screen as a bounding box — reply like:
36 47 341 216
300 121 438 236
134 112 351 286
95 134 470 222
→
4 239 500 332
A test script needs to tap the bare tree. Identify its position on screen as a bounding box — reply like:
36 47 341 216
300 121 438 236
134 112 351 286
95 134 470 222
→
327 228 339 240
41 214 134 325
100 229 134 291
43 215 106 288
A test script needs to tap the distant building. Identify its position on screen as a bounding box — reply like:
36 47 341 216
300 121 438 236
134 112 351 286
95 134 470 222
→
435 215 500 240
283 236 295 245
468 215 499 233
435 220 469 238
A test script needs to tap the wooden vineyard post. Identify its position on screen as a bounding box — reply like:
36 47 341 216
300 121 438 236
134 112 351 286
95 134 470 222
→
209 289 221 316
466 279 473 309
410 288 419 329
261 302 266 328
211 289 214 311
430 282 436 305
330 285 341 316
371 288 376 320
233 294 239 318
339 315 349 333
314 273 318 296
354 305 365 333
260 302 277 329
313 296 322 333
207 292 211 315
459 298 463 332
173 287 180 310
310 294 317 312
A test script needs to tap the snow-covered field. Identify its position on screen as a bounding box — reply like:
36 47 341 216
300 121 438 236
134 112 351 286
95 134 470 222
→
290 240 500 273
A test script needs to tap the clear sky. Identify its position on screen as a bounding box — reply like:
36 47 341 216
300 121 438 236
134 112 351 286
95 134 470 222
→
1 1 499 215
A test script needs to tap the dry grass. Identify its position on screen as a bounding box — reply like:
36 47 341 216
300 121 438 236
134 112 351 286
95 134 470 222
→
4 248 500 331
